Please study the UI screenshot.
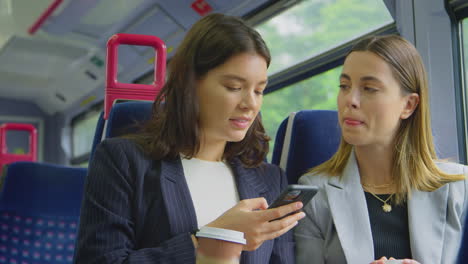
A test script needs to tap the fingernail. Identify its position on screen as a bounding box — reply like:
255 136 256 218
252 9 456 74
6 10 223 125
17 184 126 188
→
293 221 298 226
299 212 306 218
296 202 303 209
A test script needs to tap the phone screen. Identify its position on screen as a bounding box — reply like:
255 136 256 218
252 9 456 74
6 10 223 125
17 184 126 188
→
268 185 318 220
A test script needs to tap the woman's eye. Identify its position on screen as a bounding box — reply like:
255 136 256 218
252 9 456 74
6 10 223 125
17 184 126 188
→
338 84 349 90
364 87 378 92
255 90 264 95
226 86 241 91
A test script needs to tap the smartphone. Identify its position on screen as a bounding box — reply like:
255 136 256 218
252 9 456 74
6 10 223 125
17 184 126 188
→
268 184 318 220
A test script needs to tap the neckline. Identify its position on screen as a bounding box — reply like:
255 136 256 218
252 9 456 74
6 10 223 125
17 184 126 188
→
364 191 392 197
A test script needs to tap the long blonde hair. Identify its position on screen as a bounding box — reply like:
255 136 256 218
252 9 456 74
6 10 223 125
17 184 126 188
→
310 35 464 203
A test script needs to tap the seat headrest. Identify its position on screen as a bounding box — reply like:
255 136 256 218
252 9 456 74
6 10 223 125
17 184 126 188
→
106 101 153 138
0 162 87 216
90 101 153 160
272 110 341 184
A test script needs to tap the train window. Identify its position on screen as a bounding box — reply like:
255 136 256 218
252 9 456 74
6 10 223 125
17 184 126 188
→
461 18 468 161
5 130 30 154
70 104 102 165
255 0 394 75
77 161 90 168
262 66 341 161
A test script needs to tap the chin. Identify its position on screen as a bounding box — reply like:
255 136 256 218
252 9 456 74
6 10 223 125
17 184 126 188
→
342 134 366 146
227 132 248 142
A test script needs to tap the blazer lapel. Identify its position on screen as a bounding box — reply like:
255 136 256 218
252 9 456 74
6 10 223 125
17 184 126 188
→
228 159 269 200
408 185 448 263
159 158 198 234
325 152 374 264
228 159 271 264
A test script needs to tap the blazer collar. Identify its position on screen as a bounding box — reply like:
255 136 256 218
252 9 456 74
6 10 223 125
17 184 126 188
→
325 151 375 263
159 157 198 234
407 185 448 263
159 157 269 235
227 158 269 200
327 151 449 263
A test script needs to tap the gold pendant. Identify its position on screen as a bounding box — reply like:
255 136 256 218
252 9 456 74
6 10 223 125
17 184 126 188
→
382 203 392 212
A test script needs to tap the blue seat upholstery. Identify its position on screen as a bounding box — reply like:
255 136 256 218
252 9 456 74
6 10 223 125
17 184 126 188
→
90 101 153 160
271 110 341 184
105 101 153 138
89 112 105 162
459 226 468 262
0 162 87 264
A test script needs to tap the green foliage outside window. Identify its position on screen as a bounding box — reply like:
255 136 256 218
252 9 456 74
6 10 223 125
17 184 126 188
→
256 0 393 75
13 148 26 154
261 67 341 161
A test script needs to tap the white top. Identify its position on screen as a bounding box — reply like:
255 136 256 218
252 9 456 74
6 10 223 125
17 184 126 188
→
181 157 239 227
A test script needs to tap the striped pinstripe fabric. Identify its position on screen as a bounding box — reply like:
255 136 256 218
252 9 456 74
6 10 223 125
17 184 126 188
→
73 138 295 264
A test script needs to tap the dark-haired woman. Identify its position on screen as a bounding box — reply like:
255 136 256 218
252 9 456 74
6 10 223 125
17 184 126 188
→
73 13 303 264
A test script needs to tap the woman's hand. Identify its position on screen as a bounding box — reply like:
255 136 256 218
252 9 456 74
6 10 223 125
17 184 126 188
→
196 237 243 262
371 256 421 264
206 197 306 251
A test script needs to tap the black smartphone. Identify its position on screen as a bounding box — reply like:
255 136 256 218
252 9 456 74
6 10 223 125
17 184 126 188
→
268 184 318 220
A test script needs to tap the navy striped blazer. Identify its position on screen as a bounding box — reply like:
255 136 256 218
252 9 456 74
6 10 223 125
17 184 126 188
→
73 138 295 264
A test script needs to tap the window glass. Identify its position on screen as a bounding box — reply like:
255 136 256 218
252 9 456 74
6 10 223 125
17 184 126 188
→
460 19 468 159
256 0 394 75
72 110 101 158
5 130 30 154
262 66 341 161
76 161 89 168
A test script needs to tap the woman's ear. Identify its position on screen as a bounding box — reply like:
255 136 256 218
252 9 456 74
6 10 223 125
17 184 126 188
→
400 93 419 119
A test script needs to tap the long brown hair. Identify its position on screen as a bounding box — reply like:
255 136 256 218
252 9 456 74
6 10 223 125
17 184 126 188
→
128 13 271 167
310 35 464 203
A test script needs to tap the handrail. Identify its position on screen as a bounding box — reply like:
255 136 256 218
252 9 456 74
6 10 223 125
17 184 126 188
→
28 0 64 35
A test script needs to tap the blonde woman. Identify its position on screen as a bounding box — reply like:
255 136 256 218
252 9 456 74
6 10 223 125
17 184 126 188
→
295 35 468 264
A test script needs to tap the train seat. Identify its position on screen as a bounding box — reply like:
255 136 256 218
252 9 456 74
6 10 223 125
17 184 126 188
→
271 110 341 184
89 111 105 162
0 162 86 264
90 101 153 160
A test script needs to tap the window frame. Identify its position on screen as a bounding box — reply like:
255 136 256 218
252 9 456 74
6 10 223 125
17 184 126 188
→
446 0 468 163
262 24 398 95
70 102 103 165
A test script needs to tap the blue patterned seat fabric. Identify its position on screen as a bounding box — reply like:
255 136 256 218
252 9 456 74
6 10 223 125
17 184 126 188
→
0 162 86 264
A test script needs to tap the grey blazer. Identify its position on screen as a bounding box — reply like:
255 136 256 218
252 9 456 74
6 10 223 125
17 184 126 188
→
295 151 468 264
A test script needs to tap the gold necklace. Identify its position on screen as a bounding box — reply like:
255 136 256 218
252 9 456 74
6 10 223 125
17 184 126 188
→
367 192 394 212
362 181 394 189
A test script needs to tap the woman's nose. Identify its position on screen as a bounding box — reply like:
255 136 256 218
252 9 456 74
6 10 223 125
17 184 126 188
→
240 90 259 110
346 88 360 109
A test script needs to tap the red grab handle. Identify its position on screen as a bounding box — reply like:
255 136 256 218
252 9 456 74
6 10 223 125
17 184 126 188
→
104 33 167 119
0 123 38 172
